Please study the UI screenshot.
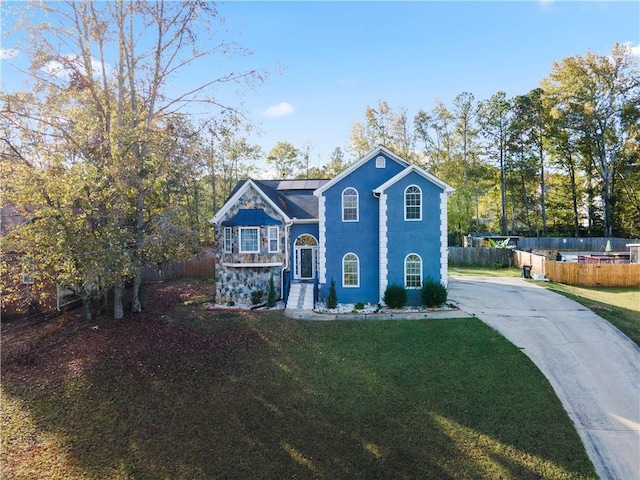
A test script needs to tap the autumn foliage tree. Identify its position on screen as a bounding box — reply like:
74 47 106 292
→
1 0 264 319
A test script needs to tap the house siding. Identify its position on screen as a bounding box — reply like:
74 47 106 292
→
384 172 444 305
319 154 405 304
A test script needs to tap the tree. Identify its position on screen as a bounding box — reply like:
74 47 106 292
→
414 99 455 173
1 0 264 319
510 88 551 235
266 141 303 179
323 147 346 177
350 100 416 161
542 43 640 237
478 92 513 234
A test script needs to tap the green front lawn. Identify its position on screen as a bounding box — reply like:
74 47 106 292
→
2 292 596 479
449 265 522 277
543 283 640 347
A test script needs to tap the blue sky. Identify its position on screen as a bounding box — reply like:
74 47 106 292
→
215 1 639 169
2 1 639 174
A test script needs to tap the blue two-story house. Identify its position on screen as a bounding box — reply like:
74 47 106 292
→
210 146 453 308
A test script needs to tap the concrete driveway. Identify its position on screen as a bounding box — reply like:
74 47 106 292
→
448 275 640 480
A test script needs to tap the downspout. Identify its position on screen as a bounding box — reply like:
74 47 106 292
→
281 219 294 299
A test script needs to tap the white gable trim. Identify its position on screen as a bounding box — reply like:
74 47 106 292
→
379 193 388 303
210 179 291 224
373 164 454 195
318 195 327 284
313 145 410 197
440 191 449 287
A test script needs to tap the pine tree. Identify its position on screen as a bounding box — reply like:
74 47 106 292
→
326 278 338 309
267 274 277 308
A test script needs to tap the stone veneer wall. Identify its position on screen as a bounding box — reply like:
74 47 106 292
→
215 265 283 305
214 185 288 304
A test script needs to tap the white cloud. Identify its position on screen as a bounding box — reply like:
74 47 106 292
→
623 42 640 56
0 48 19 60
261 102 295 118
42 54 113 80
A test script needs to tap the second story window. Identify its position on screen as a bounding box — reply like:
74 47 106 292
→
405 185 422 221
342 187 359 222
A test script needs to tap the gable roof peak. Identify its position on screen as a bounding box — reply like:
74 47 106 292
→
314 145 410 196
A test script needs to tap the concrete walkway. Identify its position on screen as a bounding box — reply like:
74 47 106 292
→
448 275 640 480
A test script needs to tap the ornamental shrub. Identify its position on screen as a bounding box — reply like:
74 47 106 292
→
251 290 264 305
421 277 448 307
383 284 407 309
327 278 338 309
267 274 277 308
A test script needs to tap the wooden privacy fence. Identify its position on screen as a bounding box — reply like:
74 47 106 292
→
513 250 547 275
514 250 640 287
448 247 514 267
545 262 640 287
142 256 216 282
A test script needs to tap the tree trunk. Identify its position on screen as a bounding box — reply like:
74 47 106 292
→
113 280 124 319
132 185 145 313
83 298 92 323
539 142 547 236
499 147 508 235
567 154 580 237
132 274 143 313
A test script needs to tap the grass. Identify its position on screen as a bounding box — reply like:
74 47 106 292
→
449 265 522 277
542 283 640 346
2 287 596 480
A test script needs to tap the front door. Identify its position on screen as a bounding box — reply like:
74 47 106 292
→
294 234 318 280
300 247 314 279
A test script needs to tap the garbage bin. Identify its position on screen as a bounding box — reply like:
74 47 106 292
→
521 265 532 279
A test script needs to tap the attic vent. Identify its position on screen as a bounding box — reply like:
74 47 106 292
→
375 156 386 168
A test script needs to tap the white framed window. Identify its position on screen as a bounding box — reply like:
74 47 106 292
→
223 227 232 253
239 227 260 253
376 155 386 168
405 253 422 289
405 185 422 221
342 187 359 222
268 226 279 253
342 253 359 287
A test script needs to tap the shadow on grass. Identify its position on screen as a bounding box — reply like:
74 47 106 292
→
2 308 597 479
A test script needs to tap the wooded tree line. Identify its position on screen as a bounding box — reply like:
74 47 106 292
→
0 0 638 319
346 44 639 243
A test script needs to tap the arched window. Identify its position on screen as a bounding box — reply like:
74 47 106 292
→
342 187 359 222
405 253 422 289
294 234 318 247
405 185 422 221
342 253 359 287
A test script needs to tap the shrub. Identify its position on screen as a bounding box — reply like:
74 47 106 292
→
326 278 338 309
251 290 264 305
421 277 448 307
354 302 365 310
267 275 277 308
383 284 407 309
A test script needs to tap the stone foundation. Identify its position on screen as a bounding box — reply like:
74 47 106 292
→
215 266 282 305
